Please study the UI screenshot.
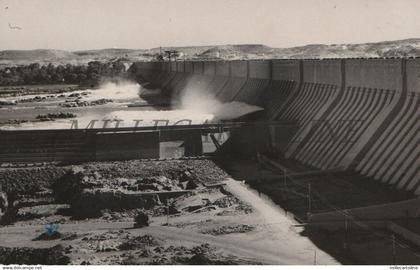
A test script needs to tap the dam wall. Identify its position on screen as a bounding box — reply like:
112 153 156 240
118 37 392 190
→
211 61 230 97
157 61 173 90
263 60 300 118
353 59 419 194
233 60 270 105
280 59 343 155
288 59 401 171
184 61 215 100
217 60 248 102
132 58 420 195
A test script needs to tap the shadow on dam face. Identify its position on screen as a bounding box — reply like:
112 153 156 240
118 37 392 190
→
132 58 420 197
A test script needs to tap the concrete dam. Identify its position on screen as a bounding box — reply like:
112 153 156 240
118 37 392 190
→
131 58 420 196
1 58 420 260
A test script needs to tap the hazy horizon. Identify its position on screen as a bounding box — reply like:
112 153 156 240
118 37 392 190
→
1 0 420 51
2 37 420 52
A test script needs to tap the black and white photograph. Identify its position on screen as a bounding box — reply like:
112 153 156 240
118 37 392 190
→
0 0 419 267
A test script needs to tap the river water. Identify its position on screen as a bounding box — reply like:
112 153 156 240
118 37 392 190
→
0 82 263 130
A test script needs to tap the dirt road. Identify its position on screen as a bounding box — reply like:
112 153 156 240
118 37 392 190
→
223 178 338 264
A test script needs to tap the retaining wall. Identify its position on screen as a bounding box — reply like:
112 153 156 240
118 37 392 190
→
96 131 160 160
0 125 231 163
0 129 96 163
0 129 160 163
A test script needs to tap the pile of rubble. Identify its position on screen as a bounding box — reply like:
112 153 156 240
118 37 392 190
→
0 119 29 125
18 95 55 103
36 112 77 121
67 92 90 98
51 166 205 218
60 98 113 107
113 170 202 192
79 159 228 185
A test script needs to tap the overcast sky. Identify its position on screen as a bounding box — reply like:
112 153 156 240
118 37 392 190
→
1 0 420 51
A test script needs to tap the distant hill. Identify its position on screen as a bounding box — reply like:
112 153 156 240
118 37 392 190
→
0 49 78 61
195 39 420 59
1 38 420 67
197 44 274 59
74 48 136 58
270 38 420 59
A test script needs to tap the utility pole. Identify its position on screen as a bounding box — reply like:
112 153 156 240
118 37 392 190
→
308 183 312 213
166 198 173 225
283 169 288 203
392 234 397 264
164 50 179 63
344 216 348 249
166 203 169 225
284 169 287 189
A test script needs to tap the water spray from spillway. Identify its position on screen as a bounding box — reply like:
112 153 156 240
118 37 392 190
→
84 81 143 102
98 79 264 126
178 80 264 121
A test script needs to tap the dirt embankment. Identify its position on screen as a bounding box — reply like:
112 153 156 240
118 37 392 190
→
0 159 230 223
0 159 227 196
0 159 267 265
